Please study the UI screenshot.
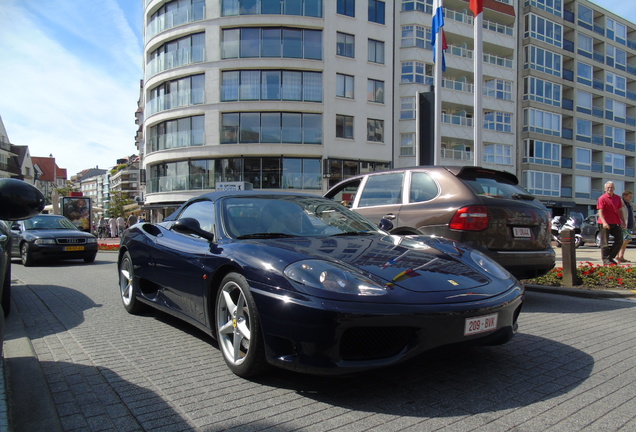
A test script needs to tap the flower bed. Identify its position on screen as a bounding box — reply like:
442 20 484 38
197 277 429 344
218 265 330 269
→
98 243 120 251
523 261 636 290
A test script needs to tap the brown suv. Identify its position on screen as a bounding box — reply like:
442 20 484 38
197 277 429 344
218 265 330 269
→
324 166 555 279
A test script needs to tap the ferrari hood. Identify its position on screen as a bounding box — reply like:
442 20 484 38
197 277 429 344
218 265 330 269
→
252 234 512 296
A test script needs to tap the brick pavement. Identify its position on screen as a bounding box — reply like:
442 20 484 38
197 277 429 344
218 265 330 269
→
3 253 636 431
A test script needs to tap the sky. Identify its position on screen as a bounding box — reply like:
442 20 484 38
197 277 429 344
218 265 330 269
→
0 0 635 177
0 0 143 176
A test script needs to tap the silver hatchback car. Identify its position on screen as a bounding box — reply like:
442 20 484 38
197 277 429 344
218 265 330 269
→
324 166 555 279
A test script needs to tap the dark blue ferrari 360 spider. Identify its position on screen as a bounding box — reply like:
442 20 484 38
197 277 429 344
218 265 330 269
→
118 191 524 377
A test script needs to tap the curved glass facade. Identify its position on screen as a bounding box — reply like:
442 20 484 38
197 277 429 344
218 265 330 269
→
147 157 322 193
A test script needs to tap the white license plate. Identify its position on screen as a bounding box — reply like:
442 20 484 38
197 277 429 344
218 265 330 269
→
513 227 531 238
464 313 498 336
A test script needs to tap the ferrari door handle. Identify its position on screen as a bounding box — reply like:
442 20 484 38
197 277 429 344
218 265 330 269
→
383 214 396 220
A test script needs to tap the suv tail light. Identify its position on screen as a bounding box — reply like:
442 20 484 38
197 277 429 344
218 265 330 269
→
449 206 489 231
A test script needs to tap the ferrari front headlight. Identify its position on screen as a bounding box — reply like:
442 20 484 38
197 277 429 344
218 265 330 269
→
284 260 387 296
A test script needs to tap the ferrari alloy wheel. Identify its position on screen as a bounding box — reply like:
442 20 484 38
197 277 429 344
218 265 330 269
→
215 273 267 378
20 243 33 267
119 252 144 314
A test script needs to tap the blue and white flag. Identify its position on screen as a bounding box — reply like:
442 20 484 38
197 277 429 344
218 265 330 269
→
431 0 447 72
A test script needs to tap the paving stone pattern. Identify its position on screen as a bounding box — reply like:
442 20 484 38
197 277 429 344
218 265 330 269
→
9 256 636 431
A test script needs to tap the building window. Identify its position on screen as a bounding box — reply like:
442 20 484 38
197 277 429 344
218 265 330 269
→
368 0 385 24
575 148 592 171
575 176 592 198
336 115 354 139
485 79 513 101
401 61 432 84
522 170 560 197
400 96 415 119
523 108 562 137
607 18 627 44
400 133 415 156
577 4 593 27
221 27 322 60
147 33 205 78
483 143 512 165
576 61 592 86
401 0 432 13
575 119 592 142
524 77 561 106
367 118 384 142
221 112 322 145
577 33 593 58
368 39 385 64
336 73 354 99
221 70 322 102
367 79 384 103
524 13 562 48
605 153 626 175
221 0 323 18
337 0 354 16
401 25 430 49
525 0 562 17
605 126 626 148
606 99 627 122
576 90 592 114
523 139 561 166
146 74 205 116
606 72 627 97
524 46 562 77
484 112 512 133
337 32 355 58
147 0 205 39
147 116 205 153
606 45 627 69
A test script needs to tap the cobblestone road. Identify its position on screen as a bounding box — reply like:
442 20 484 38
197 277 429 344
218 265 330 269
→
7 253 636 431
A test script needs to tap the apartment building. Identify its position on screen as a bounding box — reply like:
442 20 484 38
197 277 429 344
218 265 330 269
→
141 0 636 216
519 0 636 216
142 0 394 215
396 0 518 171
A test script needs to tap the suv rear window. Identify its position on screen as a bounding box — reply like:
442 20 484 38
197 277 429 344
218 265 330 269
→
459 171 534 200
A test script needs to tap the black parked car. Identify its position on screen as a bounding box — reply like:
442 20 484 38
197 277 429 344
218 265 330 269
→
324 166 554 279
10 214 98 266
118 191 524 378
0 179 45 317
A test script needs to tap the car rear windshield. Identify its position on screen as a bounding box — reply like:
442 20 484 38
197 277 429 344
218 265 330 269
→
458 172 536 201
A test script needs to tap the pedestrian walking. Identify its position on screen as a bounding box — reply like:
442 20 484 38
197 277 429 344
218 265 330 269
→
109 217 117 238
617 190 634 263
116 216 125 237
597 181 625 265
127 214 137 229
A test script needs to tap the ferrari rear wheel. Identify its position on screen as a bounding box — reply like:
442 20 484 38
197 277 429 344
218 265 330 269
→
215 273 267 378
119 252 144 314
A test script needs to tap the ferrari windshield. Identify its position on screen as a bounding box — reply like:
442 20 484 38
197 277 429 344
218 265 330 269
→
222 196 381 238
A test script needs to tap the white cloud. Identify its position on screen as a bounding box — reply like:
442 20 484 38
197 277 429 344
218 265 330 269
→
0 0 142 176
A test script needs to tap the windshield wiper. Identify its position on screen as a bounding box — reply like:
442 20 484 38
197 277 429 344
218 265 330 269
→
330 231 374 236
237 233 299 239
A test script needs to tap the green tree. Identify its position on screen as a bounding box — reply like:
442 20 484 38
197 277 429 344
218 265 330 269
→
108 191 133 218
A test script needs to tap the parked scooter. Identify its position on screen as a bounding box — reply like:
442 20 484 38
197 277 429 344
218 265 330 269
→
552 212 583 248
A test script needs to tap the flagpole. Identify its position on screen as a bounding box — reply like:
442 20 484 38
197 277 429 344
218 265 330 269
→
472 1 483 167
432 0 444 166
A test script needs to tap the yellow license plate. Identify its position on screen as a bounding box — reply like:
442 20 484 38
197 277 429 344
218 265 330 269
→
64 246 85 251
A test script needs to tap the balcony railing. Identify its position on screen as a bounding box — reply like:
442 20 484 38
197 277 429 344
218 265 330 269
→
441 148 473 161
442 114 473 127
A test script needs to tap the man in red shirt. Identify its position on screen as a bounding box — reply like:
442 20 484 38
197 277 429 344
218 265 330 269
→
597 181 625 265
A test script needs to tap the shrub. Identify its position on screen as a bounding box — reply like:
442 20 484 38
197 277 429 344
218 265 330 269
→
523 261 636 290
98 243 120 251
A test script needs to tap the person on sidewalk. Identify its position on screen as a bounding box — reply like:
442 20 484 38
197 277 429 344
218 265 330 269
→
597 181 625 265
617 190 634 263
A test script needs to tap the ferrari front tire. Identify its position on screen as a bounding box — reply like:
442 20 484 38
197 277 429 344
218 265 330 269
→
119 252 144 314
215 273 267 378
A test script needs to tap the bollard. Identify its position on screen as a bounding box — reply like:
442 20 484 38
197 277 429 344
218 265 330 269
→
560 228 580 286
